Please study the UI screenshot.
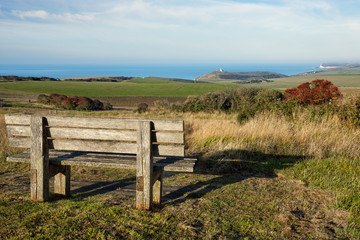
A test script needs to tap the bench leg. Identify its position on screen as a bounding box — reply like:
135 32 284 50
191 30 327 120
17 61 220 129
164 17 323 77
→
136 121 153 210
54 166 71 197
153 166 163 205
30 116 49 202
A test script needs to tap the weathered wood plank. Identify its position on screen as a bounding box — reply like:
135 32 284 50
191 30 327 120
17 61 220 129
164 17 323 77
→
152 144 184 157
9 137 30 148
6 150 197 172
49 139 138 154
5 114 184 131
8 137 185 156
7 126 184 144
7 125 30 137
136 121 153 210
30 116 49 202
152 131 184 144
48 127 137 141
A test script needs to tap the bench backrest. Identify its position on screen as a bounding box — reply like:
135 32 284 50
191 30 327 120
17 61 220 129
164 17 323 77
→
5 114 185 157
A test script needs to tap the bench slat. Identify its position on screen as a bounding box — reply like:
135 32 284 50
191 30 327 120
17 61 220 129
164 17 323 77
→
5 114 184 131
7 150 196 172
8 137 185 156
7 126 184 144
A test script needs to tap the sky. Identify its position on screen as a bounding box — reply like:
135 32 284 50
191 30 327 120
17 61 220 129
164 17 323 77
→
1 0 360 64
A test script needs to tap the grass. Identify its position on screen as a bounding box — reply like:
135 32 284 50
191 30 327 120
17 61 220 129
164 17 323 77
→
1 74 360 99
253 74 360 90
0 78 239 97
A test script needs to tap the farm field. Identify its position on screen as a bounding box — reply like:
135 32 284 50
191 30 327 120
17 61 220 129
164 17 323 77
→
1 75 360 99
254 74 360 90
0 75 360 239
0 78 238 97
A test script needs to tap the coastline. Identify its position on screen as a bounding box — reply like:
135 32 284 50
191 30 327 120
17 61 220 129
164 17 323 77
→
0 63 318 80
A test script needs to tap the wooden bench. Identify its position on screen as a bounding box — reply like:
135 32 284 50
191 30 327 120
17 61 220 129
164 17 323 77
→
5 114 197 210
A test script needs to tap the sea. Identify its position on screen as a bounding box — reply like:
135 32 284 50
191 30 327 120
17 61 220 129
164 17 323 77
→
0 63 320 80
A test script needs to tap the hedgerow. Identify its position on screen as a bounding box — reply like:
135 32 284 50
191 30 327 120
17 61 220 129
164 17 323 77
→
172 80 360 127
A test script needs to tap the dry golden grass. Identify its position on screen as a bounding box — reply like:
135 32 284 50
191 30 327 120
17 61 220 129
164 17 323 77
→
184 111 360 159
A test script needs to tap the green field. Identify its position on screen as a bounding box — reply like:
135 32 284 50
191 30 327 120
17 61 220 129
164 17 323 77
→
0 78 238 97
251 74 360 90
0 75 360 98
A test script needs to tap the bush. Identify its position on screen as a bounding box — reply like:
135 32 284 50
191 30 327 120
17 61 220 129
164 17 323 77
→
283 79 342 105
173 87 284 123
49 94 67 107
178 88 273 114
61 97 78 110
153 99 170 111
93 99 104 110
37 94 110 111
336 97 360 127
76 97 95 111
37 94 50 104
136 103 149 113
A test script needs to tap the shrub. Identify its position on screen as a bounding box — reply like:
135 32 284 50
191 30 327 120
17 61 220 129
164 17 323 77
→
181 96 206 112
93 99 104 110
48 94 67 107
76 97 95 111
173 88 284 124
336 97 360 127
283 79 342 105
254 89 283 111
178 88 270 114
136 102 149 113
153 99 170 111
37 94 50 104
61 97 78 110
37 94 109 111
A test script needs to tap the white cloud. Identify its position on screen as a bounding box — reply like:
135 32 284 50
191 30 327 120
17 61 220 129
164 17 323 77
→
11 9 95 22
12 10 49 19
2 0 360 63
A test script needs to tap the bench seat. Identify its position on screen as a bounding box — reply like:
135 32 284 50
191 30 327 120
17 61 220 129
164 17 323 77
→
7 150 197 172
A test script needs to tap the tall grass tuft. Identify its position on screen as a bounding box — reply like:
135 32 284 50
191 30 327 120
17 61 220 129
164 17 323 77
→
186 111 360 159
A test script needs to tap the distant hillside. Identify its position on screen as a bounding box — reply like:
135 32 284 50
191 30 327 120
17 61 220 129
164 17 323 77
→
298 63 360 76
195 71 287 84
0 76 58 82
0 75 194 83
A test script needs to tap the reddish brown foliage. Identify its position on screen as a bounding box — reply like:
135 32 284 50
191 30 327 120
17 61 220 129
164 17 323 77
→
37 94 112 111
283 79 342 104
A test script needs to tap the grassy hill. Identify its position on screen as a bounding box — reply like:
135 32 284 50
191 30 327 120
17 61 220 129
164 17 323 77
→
299 64 360 76
248 74 360 91
195 71 287 84
0 77 239 97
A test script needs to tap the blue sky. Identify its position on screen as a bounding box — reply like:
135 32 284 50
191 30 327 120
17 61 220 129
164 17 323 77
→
1 0 360 64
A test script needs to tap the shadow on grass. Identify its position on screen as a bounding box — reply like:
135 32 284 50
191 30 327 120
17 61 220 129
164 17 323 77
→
161 149 308 205
68 177 136 201
70 149 308 204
